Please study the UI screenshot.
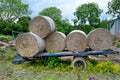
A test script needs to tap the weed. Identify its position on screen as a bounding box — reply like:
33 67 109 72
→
18 57 120 75
19 57 72 72
0 49 16 60
0 34 13 43
86 59 120 75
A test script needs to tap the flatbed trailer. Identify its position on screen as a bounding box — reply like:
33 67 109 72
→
12 31 119 69
12 49 119 69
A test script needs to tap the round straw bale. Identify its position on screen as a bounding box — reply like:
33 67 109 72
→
66 30 87 52
15 32 45 57
45 31 66 52
29 16 56 38
88 28 113 51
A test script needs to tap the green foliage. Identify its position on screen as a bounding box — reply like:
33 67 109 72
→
17 16 31 27
72 19 108 34
39 6 62 22
56 19 98 35
107 0 120 18
0 49 16 60
0 0 31 35
0 48 120 79
118 42 120 48
57 21 107 35
74 2 102 26
0 18 29 35
113 35 117 41
17 16 31 32
115 41 120 48
57 19 73 35
0 34 13 42
0 0 31 22
95 61 120 75
42 57 61 69
24 57 72 71
38 6 106 35
86 60 120 75
18 56 120 75
74 25 95 34
95 19 108 29
3 49 16 60
1 22 16 35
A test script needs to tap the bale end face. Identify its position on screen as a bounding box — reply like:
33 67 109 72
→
66 30 87 52
29 16 56 38
45 31 66 52
88 28 113 51
15 32 45 57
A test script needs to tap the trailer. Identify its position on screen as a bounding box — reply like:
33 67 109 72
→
12 49 119 70
12 31 119 70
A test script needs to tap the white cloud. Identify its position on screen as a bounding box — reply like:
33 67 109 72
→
22 0 112 20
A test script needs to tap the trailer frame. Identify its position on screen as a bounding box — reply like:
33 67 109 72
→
12 49 119 69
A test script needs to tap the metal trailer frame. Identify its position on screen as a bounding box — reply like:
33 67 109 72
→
12 50 119 69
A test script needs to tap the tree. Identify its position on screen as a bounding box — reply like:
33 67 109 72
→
96 20 108 29
17 16 31 32
57 19 73 35
107 0 120 18
74 2 102 26
0 0 31 23
39 7 62 22
39 7 74 35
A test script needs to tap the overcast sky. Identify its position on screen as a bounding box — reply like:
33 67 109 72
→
22 0 112 21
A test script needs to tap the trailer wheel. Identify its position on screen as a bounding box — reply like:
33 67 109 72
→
72 57 86 70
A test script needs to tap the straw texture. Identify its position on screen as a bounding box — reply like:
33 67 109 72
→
66 30 87 52
15 32 45 57
29 16 56 38
88 28 113 51
45 31 66 52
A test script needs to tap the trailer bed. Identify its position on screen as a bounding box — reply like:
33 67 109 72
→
33 49 118 58
12 49 119 69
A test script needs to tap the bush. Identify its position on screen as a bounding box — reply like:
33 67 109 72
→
19 57 120 75
20 57 72 71
0 16 30 35
94 61 120 75
86 60 120 75
0 34 13 42
74 25 95 34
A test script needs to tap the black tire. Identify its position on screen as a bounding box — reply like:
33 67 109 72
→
72 57 86 70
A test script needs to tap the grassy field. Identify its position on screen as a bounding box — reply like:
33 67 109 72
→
0 49 120 80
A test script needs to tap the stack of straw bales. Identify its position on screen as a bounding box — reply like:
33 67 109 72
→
15 16 113 57
15 16 66 57
66 28 112 52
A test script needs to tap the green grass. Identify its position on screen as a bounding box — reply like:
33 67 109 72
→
19 58 120 75
0 49 120 80
0 34 13 43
